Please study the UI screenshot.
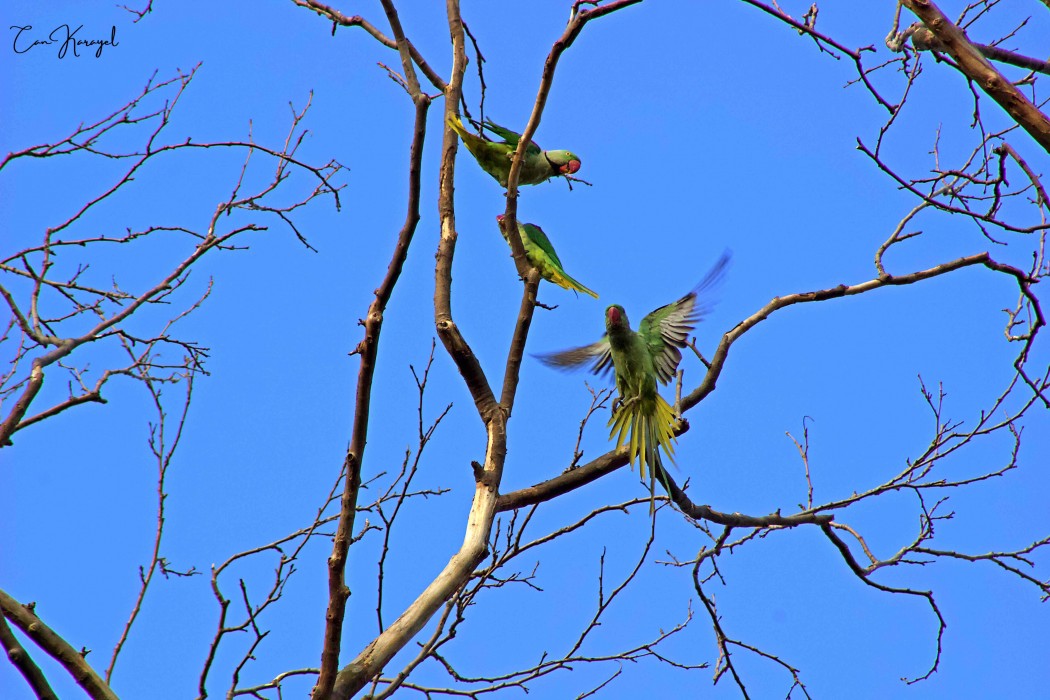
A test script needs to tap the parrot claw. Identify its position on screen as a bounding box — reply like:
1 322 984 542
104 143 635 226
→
612 395 639 416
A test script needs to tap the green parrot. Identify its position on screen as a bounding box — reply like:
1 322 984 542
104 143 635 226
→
496 214 598 299
536 252 731 508
448 114 581 187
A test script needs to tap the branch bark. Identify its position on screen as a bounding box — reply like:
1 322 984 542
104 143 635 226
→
291 0 447 92
0 589 117 700
0 607 57 700
498 0 642 413
0 363 42 445
682 252 1012 411
311 27 432 700
499 251 1036 512
902 0 1050 154
331 4 646 697
327 5 477 698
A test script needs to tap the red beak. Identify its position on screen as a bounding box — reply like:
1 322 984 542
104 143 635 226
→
563 160 581 175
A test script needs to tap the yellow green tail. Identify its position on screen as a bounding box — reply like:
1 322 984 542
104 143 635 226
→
548 268 599 299
608 393 677 510
446 113 468 139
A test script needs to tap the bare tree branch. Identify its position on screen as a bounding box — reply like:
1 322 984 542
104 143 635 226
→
331 3 646 697
312 35 433 700
901 0 1050 153
290 0 447 92
0 608 57 700
0 70 343 449
0 590 117 700
6 4 1048 698
106 366 197 681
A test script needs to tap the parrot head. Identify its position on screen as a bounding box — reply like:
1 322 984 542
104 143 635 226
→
547 150 582 175
495 213 512 241
605 304 629 332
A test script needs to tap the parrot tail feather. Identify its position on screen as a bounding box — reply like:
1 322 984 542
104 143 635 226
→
608 393 678 511
446 113 468 138
548 269 599 299
447 113 486 155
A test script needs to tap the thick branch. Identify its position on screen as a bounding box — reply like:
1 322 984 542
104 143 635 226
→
312 46 432 700
902 0 1050 153
501 252 1035 511
326 4 477 699
0 589 117 700
499 270 541 414
497 449 629 511
434 7 499 422
0 609 57 700
497 453 832 527
498 2 641 413
656 464 833 527
332 4 645 697
0 363 43 445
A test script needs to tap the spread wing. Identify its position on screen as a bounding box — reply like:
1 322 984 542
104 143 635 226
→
534 338 613 378
638 251 731 385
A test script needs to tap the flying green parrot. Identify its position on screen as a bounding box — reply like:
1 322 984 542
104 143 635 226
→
496 214 598 299
536 252 731 509
448 114 581 187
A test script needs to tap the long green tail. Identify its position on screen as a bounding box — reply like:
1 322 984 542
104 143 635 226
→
548 268 599 299
447 113 468 138
608 393 677 511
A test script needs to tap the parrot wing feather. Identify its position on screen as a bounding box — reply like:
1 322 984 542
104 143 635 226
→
482 119 542 156
534 339 613 378
638 251 731 384
481 119 519 145
520 223 600 298
521 223 564 269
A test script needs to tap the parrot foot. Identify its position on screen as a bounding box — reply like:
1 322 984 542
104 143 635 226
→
612 395 638 415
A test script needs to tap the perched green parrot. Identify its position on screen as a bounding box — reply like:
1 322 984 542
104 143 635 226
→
496 215 598 299
537 252 731 508
447 114 581 187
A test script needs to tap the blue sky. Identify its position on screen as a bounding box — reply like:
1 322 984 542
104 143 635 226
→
2 1 1048 698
